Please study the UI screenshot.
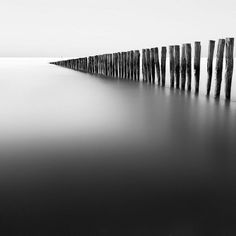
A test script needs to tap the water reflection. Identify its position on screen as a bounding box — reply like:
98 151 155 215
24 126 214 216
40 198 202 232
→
0 59 236 235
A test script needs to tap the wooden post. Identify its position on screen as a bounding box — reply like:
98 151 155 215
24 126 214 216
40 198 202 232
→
185 44 192 91
161 47 167 86
194 42 201 94
131 51 134 80
174 45 180 89
225 38 234 100
154 47 161 85
151 48 155 83
169 46 175 88
206 40 215 96
142 49 146 82
133 51 136 81
181 44 186 90
136 50 140 81
215 39 225 98
146 49 151 83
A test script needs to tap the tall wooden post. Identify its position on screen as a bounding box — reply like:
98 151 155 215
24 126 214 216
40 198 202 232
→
169 46 175 88
194 42 201 94
181 44 186 90
215 39 225 98
185 44 192 91
174 45 180 89
161 47 167 86
142 49 146 82
146 49 151 83
136 50 140 81
206 40 215 96
150 48 155 83
154 47 161 85
225 38 234 101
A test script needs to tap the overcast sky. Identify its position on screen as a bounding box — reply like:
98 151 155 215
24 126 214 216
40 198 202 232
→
0 0 235 57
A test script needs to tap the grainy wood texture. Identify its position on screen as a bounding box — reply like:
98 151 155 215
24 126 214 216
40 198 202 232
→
169 46 175 88
194 42 201 94
215 39 225 98
154 47 161 85
181 44 186 90
185 44 192 91
161 47 167 86
225 38 234 100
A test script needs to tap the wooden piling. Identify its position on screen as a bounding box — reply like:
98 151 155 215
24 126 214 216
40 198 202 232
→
181 44 186 90
206 40 215 96
146 49 151 83
194 42 201 94
154 48 161 85
215 39 225 98
142 49 146 82
150 48 155 83
225 38 234 100
174 45 180 89
161 47 167 86
169 46 175 88
185 44 192 91
136 50 140 81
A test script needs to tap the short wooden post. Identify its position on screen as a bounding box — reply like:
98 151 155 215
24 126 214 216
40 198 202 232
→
215 39 225 98
161 47 167 86
181 44 186 90
185 44 192 91
225 38 234 100
169 46 175 88
194 42 201 94
154 47 161 85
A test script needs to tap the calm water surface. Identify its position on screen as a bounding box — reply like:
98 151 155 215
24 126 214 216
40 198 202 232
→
0 58 236 235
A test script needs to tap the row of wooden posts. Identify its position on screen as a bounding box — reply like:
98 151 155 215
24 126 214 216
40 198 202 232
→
51 37 234 100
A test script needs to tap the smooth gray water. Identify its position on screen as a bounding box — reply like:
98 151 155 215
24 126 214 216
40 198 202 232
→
0 59 236 235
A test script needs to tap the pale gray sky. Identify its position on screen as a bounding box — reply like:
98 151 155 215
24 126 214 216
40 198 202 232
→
0 0 235 57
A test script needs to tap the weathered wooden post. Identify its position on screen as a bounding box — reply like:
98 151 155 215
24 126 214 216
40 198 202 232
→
181 44 186 90
122 52 125 78
174 45 180 89
169 46 175 88
215 39 225 98
128 51 131 79
154 47 161 85
146 49 151 83
185 44 192 91
142 49 146 82
130 50 134 80
150 48 155 83
194 42 201 94
161 47 167 86
225 38 234 101
206 40 215 96
133 51 136 81
136 50 140 81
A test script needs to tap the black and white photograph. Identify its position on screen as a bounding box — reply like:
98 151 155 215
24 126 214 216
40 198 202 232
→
0 0 236 235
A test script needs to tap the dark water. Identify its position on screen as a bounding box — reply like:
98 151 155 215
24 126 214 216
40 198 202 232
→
0 59 236 235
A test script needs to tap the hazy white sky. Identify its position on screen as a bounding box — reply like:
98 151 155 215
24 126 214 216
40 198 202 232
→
0 0 235 57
